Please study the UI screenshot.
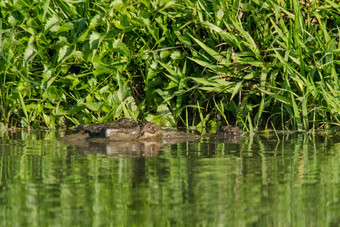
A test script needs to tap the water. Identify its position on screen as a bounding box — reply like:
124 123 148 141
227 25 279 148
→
0 130 339 226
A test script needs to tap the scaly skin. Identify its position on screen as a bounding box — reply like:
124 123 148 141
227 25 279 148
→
61 118 241 144
216 125 243 138
61 118 200 144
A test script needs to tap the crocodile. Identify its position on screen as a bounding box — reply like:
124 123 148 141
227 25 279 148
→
60 118 242 156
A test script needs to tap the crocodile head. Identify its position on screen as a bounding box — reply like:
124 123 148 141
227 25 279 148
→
216 125 242 137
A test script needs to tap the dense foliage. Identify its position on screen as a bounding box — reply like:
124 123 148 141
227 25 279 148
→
1 0 339 131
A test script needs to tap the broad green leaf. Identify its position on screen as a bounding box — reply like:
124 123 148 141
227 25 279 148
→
159 62 180 83
58 45 73 63
43 113 55 128
257 88 291 105
190 77 218 87
89 32 100 49
89 13 104 28
203 21 239 46
55 109 69 116
189 34 223 61
81 102 103 112
230 81 243 101
231 18 261 60
111 0 124 10
112 39 130 57
24 44 36 63
145 104 175 127
42 0 51 21
44 14 59 32
188 57 230 74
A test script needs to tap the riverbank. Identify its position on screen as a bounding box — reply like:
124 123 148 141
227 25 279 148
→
1 1 339 131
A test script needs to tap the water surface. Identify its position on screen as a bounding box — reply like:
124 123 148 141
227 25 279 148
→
0 130 339 226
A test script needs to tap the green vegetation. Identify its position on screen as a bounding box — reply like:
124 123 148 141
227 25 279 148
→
0 0 339 131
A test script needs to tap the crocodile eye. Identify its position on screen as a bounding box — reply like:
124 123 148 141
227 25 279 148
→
148 124 157 133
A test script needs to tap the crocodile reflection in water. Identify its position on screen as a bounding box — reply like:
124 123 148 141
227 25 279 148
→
60 118 242 156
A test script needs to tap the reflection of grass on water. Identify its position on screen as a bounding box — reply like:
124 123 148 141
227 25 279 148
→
0 1 339 132
1 131 340 226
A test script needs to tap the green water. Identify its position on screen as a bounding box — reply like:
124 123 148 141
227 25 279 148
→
0 131 339 226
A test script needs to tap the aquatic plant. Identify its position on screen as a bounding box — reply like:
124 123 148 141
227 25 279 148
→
0 0 339 131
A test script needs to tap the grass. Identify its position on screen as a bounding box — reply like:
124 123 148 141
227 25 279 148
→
0 0 339 131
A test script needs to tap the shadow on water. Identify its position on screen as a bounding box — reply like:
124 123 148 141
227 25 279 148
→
0 129 340 226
